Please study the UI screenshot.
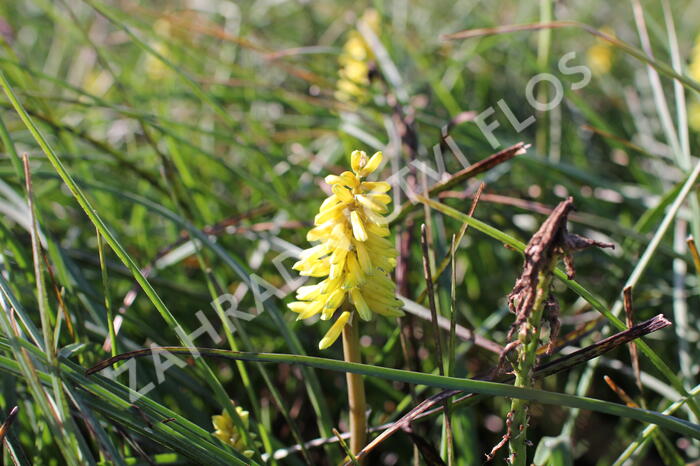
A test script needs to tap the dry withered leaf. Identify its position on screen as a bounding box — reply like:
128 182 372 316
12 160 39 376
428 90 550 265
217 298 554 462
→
507 197 614 342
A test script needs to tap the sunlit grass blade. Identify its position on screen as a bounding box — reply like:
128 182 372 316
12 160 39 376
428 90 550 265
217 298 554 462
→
88 347 700 440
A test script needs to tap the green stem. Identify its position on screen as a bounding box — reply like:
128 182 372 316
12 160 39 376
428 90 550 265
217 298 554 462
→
508 267 556 464
342 317 367 460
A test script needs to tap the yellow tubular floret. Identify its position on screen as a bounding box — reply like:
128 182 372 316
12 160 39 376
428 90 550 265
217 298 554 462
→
358 151 383 176
360 181 391 193
354 240 373 273
319 311 352 349
370 302 404 317
351 150 366 173
350 288 372 321
295 283 322 300
299 260 330 277
298 300 325 320
322 288 346 320
307 222 334 241
367 222 390 237
356 194 387 213
333 184 354 203
350 210 368 241
344 253 365 289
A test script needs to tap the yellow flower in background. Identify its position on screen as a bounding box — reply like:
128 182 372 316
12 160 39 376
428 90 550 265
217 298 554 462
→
689 34 700 132
288 150 403 349
145 19 173 81
586 26 616 75
335 9 381 104
689 101 700 132
212 404 255 458
689 34 700 82
587 44 613 75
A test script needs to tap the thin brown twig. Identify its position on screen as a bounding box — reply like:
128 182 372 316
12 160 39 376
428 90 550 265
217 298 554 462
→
428 143 527 197
604 375 638 408
485 411 514 462
686 236 700 275
0 406 19 444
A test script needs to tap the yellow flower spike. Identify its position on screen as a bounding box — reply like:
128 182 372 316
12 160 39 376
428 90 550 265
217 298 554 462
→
586 26 616 76
299 243 329 259
340 171 361 188
360 8 381 32
288 299 324 319
329 262 344 280
307 222 333 241
212 403 255 456
288 149 401 349
287 301 311 313
212 414 232 433
319 194 339 210
330 242 350 265
690 101 700 132
335 10 381 104
366 233 394 250
341 61 371 84
319 311 352 349
689 35 700 132
344 35 369 61
362 206 388 228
